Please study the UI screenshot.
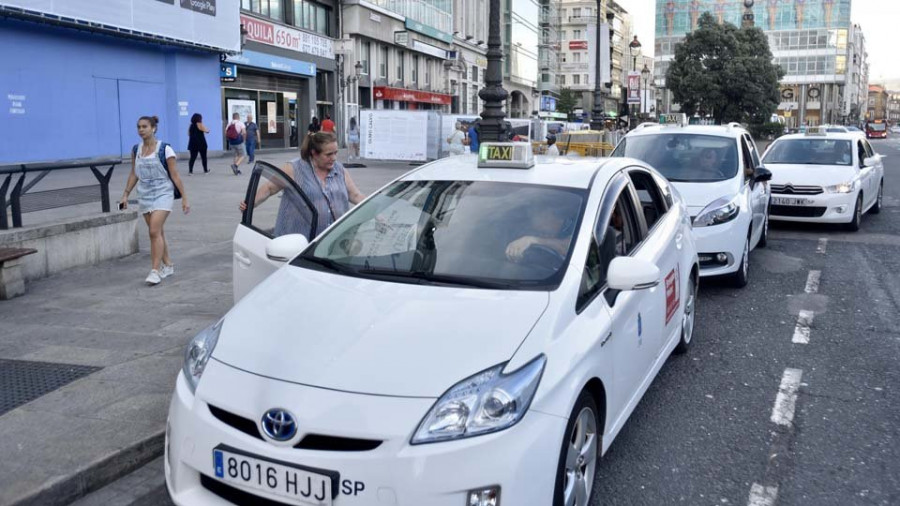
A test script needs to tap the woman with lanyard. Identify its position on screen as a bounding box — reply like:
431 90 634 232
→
240 131 365 239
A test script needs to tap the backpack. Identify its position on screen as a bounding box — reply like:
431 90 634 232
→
225 122 240 140
132 142 182 200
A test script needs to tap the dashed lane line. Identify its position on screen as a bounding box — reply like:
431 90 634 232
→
748 483 779 506
804 270 821 294
816 238 828 254
771 368 803 427
792 310 814 344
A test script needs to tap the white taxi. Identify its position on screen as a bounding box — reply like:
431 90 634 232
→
761 129 884 230
165 144 699 506
612 118 772 287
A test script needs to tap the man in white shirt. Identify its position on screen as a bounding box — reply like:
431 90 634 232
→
545 134 560 156
227 112 246 175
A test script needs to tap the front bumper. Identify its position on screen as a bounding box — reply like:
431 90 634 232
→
691 219 748 277
769 191 857 224
165 362 566 506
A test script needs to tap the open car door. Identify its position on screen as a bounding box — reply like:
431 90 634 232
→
233 161 318 303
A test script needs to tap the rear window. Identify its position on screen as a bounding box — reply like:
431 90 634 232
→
611 134 738 182
762 139 853 166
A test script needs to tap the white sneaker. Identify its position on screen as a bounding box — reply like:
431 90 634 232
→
145 270 162 285
159 263 175 279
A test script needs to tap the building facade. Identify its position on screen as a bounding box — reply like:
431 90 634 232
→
537 0 562 119
0 1 237 162
450 0 489 116
654 0 866 127
867 85 887 121
504 0 540 117
888 92 900 125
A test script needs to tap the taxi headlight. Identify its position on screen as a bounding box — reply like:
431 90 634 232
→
411 355 546 445
182 319 223 394
825 181 856 194
693 194 740 227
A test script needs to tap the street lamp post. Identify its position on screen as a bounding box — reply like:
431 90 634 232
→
641 64 650 120
589 0 605 131
354 60 363 110
628 35 641 129
477 0 510 142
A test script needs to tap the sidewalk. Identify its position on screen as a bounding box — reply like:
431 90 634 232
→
0 149 413 505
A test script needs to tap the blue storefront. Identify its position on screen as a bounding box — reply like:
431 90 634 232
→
0 2 240 163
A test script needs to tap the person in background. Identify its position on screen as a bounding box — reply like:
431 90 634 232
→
321 114 335 133
545 134 560 156
120 115 189 285
467 123 480 153
347 116 360 160
308 116 321 136
187 113 209 175
245 114 260 163
226 112 246 175
447 121 467 156
239 132 365 239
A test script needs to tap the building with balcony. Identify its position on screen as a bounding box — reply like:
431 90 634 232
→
449 0 489 115
654 0 866 127
888 92 900 125
537 0 562 118
867 85 887 121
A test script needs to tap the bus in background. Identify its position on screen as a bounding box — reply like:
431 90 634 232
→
865 120 887 139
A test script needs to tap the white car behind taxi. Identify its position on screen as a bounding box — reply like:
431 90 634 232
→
761 129 884 230
165 144 699 506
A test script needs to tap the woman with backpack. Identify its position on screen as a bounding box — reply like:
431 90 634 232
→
119 115 190 286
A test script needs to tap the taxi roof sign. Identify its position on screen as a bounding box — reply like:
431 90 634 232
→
477 142 535 169
805 126 827 136
659 113 687 126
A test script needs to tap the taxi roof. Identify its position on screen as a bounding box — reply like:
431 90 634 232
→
623 123 748 139
401 153 632 189
776 131 862 142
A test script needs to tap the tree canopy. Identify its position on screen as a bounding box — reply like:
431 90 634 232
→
556 88 579 120
665 13 783 125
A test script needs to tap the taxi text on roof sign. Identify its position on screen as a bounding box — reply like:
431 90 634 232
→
477 142 535 169
659 113 686 126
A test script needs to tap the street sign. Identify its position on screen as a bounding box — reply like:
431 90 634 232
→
220 63 237 82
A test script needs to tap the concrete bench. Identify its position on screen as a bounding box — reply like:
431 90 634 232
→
0 247 37 299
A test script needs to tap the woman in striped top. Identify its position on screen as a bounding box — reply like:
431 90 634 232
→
240 132 365 239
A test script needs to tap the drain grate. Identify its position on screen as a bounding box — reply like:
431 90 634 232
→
0 359 101 416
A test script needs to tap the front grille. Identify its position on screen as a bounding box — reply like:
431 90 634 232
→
208 405 382 451
771 205 827 217
771 184 823 195
201 474 293 506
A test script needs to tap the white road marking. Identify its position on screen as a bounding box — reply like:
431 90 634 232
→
792 311 814 344
817 238 828 254
804 270 821 294
748 483 779 506
771 368 803 426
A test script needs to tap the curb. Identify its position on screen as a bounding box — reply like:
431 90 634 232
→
11 431 165 506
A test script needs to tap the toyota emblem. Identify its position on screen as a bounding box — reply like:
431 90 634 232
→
261 408 298 442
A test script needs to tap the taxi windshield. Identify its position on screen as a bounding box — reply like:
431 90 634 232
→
293 180 586 290
763 139 853 166
611 134 738 182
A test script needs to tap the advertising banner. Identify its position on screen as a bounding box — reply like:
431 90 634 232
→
373 87 451 106
656 0 851 38
0 0 240 51
627 72 641 105
361 110 429 161
240 14 334 59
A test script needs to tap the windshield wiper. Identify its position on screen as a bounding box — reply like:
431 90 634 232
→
295 255 358 275
356 268 514 289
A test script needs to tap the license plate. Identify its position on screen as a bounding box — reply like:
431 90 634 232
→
772 197 812 206
213 445 337 505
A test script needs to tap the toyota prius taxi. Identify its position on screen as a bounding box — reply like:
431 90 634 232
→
165 144 699 506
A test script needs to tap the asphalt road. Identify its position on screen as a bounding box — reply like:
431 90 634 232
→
75 137 900 506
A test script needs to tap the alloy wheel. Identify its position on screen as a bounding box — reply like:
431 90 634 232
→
562 407 598 506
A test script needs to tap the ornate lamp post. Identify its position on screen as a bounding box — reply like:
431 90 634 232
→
354 60 363 109
742 0 755 28
477 0 510 142
589 1 606 130
641 63 651 120
628 36 641 128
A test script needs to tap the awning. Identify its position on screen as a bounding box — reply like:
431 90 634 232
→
373 86 451 105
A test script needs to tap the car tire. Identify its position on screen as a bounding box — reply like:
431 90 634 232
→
553 391 600 506
846 194 862 231
673 273 697 355
730 233 750 288
870 181 883 215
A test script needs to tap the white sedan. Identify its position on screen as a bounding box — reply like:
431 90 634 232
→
165 145 699 506
762 130 884 230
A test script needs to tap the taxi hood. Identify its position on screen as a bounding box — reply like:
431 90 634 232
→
669 178 740 215
212 266 549 398
766 163 858 187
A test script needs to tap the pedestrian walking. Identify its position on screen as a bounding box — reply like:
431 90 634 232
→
467 123 480 153
545 134 560 156
321 114 335 133
239 132 365 239
447 121 467 156
347 116 360 160
119 115 189 286
308 116 321 136
187 113 209 174
226 112 246 175
245 114 260 163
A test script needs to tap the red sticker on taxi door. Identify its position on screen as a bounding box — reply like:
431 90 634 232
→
665 266 680 324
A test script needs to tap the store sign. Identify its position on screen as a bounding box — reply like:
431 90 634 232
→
404 19 453 44
373 86 451 105
226 50 316 77
240 14 334 59
220 63 237 82
569 40 588 50
412 40 448 59
394 31 409 46
1 0 238 51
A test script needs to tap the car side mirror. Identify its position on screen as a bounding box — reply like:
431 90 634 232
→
266 234 309 262
607 257 660 291
863 156 878 167
754 167 772 183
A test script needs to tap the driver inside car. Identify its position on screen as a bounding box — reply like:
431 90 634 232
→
505 204 575 263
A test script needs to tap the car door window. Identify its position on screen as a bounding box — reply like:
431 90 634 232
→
744 135 762 167
857 141 867 168
740 137 755 181
628 169 668 231
863 140 875 159
242 161 318 239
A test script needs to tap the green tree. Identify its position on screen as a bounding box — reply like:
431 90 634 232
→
556 88 579 120
665 12 783 125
